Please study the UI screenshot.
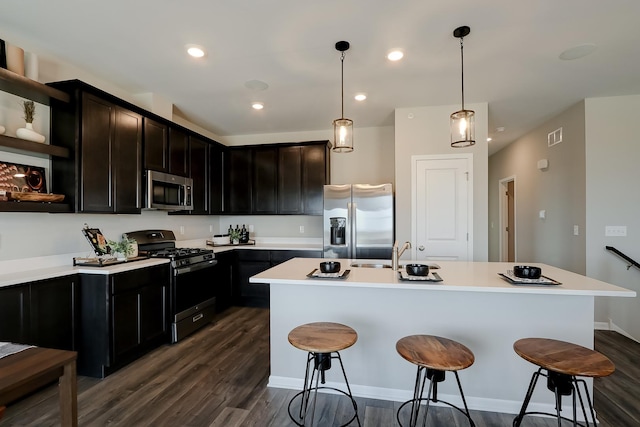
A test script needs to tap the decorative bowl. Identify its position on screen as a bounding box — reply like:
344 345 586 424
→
319 261 341 273
513 265 542 279
405 263 430 276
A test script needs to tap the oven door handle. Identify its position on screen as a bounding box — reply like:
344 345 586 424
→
174 259 218 276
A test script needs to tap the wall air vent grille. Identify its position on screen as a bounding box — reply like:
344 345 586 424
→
548 127 563 147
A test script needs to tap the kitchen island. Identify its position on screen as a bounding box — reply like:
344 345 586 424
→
250 258 635 417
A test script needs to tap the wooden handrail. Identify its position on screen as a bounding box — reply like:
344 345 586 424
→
606 246 640 271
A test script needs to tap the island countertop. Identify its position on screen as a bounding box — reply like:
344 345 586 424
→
250 257 636 297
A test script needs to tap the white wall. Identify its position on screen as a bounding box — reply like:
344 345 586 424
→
394 103 489 261
488 101 586 274
585 95 640 341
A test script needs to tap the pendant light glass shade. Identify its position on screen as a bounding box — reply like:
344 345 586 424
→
333 118 353 152
450 109 475 147
451 26 475 148
332 41 353 153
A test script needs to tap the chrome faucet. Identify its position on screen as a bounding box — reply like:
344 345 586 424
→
392 240 411 271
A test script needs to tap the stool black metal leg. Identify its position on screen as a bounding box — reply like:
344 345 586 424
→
299 353 314 420
335 352 361 427
420 375 435 427
453 371 475 427
513 368 542 427
305 359 322 427
553 386 562 427
575 377 597 426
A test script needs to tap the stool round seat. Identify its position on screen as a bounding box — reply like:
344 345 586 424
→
288 322 358 353
514 337 615 378
396 335 475 372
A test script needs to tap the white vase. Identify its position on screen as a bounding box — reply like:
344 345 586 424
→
16 123 45 143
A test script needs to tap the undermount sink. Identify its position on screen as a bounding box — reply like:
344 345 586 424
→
350 263 393 269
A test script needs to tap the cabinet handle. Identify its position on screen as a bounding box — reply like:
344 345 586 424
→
418 245 425 251
192 313 204 322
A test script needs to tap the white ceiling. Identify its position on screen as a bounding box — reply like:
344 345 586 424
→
2 1 639 154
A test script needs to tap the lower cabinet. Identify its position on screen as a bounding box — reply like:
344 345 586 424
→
78 263 170 378
0 276 77 350
215 251 234 313
234 250 321 308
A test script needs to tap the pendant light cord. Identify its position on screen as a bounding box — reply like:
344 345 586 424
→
460 37 465 111
340 51 345 119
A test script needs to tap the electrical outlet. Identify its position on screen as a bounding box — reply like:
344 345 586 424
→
209 225 213 233
249 224 254 232
605 226 627 237
573 225 579 236
179 226 185 235
299 226 305 234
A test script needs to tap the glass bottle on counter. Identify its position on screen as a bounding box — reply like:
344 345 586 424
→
240 224 249 243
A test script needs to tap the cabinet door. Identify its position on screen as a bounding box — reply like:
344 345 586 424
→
81 93 115 213
111 289 139 363
0 284 30 344
113 107 142 213
209 144 224 214
253 146 278 214
302 144 328 215
278 146 303 214
190 136 209 214
169 127 189 177
139 283 167 344
215 251 234 311
144 118 168 172
30 276 76 350
235 250 270 307
226 148 252 213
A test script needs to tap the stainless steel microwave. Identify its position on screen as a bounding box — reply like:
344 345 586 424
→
145 170 193 211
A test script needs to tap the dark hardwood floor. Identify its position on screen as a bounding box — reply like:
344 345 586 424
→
1 308 638 426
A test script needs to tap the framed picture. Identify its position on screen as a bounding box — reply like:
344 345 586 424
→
0 161 47 193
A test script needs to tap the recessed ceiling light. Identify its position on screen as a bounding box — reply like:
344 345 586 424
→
186 45 205 58
387 50 404 61
487 137 492 142
559 44 597 61
252 102 264 110
354 93 367 101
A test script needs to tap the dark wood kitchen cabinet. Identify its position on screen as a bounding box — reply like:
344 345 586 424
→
189 136 209 214
143 121 189 177
214 251 234 312
0 284 30 344
51 84 143 214
278 142 329 215
226 148 253 214
253 146 278 214
143 117 168 172
209 143 225 214
233 250 322 308
0 276 77 350
224 140 329 215
78 263 170 378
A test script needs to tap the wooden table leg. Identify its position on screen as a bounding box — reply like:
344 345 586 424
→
59 359 78 427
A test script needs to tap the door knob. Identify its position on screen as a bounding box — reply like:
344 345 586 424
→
418 245 425 251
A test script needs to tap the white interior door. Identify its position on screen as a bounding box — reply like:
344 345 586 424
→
412 154 472 261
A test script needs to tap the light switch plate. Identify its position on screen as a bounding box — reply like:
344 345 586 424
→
605 226 627 237
573 225 579 236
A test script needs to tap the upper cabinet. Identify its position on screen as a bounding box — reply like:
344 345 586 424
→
225 140 330 215
189 135 209 214
50 81 143 214
143 121 189 177
143 118 168 172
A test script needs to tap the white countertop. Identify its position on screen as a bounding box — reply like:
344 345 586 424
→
251 257 636 297
0 238 322 289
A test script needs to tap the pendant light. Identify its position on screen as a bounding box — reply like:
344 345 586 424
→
332 41 353 153
450 26 475 148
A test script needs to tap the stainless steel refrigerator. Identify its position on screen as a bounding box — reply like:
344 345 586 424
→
323 183 394 259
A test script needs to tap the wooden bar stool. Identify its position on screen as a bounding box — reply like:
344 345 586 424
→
513 337 615 427
287 322 361 427
396 335 475 427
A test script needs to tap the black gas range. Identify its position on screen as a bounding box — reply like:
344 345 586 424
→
125 230 218 343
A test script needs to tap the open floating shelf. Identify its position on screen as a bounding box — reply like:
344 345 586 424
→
0 67 70 105
0 200 71 213
0 134 70 159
